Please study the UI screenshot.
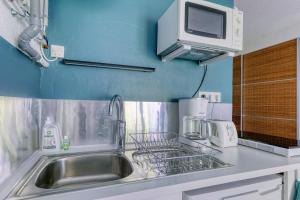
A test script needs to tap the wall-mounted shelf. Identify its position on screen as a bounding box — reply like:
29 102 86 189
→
62 59 155 72
159 44 236 67
199 52 236 66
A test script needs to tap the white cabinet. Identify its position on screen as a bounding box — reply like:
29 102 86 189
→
96 188 182 200
97 175 283 200
183 175 283 200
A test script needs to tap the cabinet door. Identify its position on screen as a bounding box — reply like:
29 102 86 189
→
184 189 261 200
96 188 182 200
183 175 282 200
222 190 260 200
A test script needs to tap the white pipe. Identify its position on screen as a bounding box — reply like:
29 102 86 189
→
42 0 48 28
18 0 49 67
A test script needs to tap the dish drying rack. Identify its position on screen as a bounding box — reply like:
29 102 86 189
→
131 132 230 176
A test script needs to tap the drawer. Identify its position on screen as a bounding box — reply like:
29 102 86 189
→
183 175 282 200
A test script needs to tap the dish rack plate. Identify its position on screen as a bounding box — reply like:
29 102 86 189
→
130 132 231 176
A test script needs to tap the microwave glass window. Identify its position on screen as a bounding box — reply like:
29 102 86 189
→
185 3 226 39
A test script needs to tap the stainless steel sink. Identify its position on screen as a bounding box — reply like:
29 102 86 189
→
35 154 133 189
11 152 136 198
9 149 232 199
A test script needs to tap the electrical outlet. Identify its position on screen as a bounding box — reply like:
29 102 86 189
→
51 45 65 58
198 92 221 103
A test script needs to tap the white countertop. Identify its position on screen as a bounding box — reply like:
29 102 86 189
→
4 146 300 200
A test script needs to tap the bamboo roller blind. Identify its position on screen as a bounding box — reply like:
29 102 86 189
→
233 39 297 140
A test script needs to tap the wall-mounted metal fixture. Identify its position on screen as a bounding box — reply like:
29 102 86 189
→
62 59 155 72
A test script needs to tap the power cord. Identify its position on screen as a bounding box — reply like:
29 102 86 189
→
192 65 208 98
40 43 58 62
39 34 58 62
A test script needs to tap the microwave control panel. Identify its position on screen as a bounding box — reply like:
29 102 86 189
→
232 9 243 50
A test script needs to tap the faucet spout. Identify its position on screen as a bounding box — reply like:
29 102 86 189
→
108 95 126 152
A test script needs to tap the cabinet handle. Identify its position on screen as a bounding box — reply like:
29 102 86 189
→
260 184 282 196
222 190 258 200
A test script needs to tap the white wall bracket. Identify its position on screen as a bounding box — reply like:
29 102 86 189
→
160 43 237 66
161 45 191 62
199 52 236 67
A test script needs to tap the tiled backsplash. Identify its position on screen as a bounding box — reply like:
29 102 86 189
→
0 96 232 186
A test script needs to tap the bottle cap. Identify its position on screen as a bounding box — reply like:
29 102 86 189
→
45 117 54 123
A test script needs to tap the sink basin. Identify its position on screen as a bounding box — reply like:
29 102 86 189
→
35 153 133 189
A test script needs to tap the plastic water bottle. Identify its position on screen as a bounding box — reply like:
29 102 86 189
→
62 135 70 151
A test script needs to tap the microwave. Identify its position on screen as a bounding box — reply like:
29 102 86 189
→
157 0 243 63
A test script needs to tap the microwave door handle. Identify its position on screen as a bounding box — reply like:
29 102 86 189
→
162 45 191 62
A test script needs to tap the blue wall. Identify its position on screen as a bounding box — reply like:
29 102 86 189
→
0 0 233 102
39 0 233 102
0 37 40 97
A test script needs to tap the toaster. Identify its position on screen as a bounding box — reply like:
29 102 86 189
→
209 120 238 148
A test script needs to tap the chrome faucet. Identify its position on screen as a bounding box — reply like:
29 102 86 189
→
108 95 126 152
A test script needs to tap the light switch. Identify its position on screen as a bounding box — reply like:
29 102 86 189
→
198 92 222 103
51 45 65 58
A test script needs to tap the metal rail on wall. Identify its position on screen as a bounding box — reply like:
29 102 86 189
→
62 59 155 72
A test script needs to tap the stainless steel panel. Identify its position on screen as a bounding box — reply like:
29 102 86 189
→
0 96 39 185
136 102 178 133
40 100 178 147
40 99 117 147
124 101 137 144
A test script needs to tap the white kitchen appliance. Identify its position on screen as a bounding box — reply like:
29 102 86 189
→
210 120 238 148
179 98 212 146
157 0 243 64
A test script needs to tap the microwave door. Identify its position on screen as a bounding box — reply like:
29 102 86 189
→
185 2 227 39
